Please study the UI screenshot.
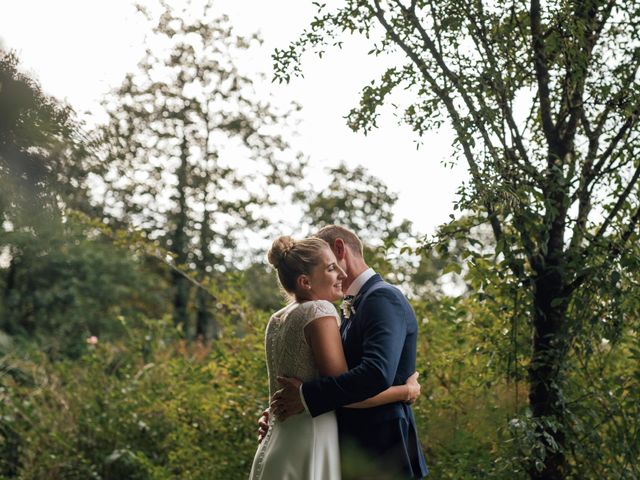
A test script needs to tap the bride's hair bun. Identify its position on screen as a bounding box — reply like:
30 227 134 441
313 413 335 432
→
267 235 295 269
266 235 330 296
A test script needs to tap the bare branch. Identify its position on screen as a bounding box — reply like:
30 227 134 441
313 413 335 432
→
569 190 592 252
425 0 445 77
565 200 640 296
390 0 504 167
589 112 638 186
369 0 531 280
592 54 640 139
593 163 640 243
461 0 543 184
569 129 600 249
558 0 616 144
530 0 559 151
580 110 593 139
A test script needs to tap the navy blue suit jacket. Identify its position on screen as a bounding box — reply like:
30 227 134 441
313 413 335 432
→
301 274 428 478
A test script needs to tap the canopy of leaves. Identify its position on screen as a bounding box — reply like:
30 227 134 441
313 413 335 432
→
273 1 640 477
0 51 95 223
101 0 303 267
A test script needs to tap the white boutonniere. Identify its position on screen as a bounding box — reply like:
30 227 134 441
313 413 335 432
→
340 295 355 319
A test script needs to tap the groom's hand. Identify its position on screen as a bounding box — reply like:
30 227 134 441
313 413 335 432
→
257 408 269 444
271 376 304 421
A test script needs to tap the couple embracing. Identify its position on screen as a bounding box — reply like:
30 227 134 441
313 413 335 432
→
249 225 428 479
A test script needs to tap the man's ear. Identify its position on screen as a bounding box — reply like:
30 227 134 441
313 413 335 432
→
333 238 346 260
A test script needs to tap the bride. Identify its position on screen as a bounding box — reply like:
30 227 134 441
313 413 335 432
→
249 235 420 480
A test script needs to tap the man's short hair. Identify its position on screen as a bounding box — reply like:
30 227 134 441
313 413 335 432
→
314 225 364 258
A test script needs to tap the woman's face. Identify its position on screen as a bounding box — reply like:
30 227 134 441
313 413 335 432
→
305 247 347 302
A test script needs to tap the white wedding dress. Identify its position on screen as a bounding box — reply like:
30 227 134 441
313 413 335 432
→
249 300 341 480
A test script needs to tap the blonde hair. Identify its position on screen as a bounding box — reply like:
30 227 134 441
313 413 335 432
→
315 225 364 257
267 235 329 295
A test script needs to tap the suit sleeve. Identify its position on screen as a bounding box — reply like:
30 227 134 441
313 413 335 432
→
301 288 406 417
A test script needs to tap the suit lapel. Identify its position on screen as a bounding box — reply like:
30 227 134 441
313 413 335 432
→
341 274 383 342
339 311 348 335
352 274 383 310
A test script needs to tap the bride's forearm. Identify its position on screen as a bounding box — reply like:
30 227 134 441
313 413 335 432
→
345 385 408 409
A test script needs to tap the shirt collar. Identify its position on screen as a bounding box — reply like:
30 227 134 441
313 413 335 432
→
346 267 376 297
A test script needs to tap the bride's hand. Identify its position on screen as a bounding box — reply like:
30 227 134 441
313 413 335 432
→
404 372 421 404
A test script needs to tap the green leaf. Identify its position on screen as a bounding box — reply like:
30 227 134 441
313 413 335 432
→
611 271 621 284
443 263 462 275
550 297 565 308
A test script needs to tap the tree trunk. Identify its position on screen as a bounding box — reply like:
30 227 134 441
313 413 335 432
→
171 267 190 332
171 134 191 333
195 287 220 342
195 205 220 342
529 272 568 479
2 252 18 334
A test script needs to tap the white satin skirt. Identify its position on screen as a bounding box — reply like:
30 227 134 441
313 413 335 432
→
249 411 341 480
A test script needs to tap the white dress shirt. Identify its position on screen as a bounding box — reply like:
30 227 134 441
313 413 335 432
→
345 267 376 297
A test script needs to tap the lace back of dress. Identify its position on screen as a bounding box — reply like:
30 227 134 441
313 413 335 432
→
264 302 336 398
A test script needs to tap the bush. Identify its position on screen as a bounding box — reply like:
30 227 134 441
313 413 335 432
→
0 219 168 359
1 289 637 479
0 313 269 480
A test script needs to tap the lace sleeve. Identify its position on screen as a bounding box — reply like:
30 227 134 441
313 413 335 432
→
301 300 341 329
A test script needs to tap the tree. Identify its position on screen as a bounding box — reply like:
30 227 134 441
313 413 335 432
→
1 50 87 337
101 0 302 339
274 2 640 478
0 51 166 355
295 161 468 296
0 51 94 224
295 161 414 280
296 162 410 242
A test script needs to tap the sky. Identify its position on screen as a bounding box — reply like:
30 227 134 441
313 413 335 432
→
0 0 468 237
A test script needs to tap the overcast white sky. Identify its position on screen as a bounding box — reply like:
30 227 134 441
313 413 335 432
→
0 0 468 236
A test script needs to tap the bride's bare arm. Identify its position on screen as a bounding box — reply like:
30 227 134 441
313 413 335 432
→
346 371 419 408
304 317 420 409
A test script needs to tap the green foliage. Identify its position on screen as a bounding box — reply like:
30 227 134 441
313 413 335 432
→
273 1 640 477
412 284 525 478
1 265 637 479
294 161 422 285
0 50 97 221
295 161 411 244
0 50 158 358
0 311 269 480
1 4 638 480
0 217 167 358
230 263 285 313
100 0 302 264
98 0 304 337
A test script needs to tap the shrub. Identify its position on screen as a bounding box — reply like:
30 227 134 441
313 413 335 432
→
1 313 269 480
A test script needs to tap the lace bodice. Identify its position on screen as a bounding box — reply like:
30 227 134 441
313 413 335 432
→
264 300 341 398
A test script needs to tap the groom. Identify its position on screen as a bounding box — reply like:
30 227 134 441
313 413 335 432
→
266 225 428 479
